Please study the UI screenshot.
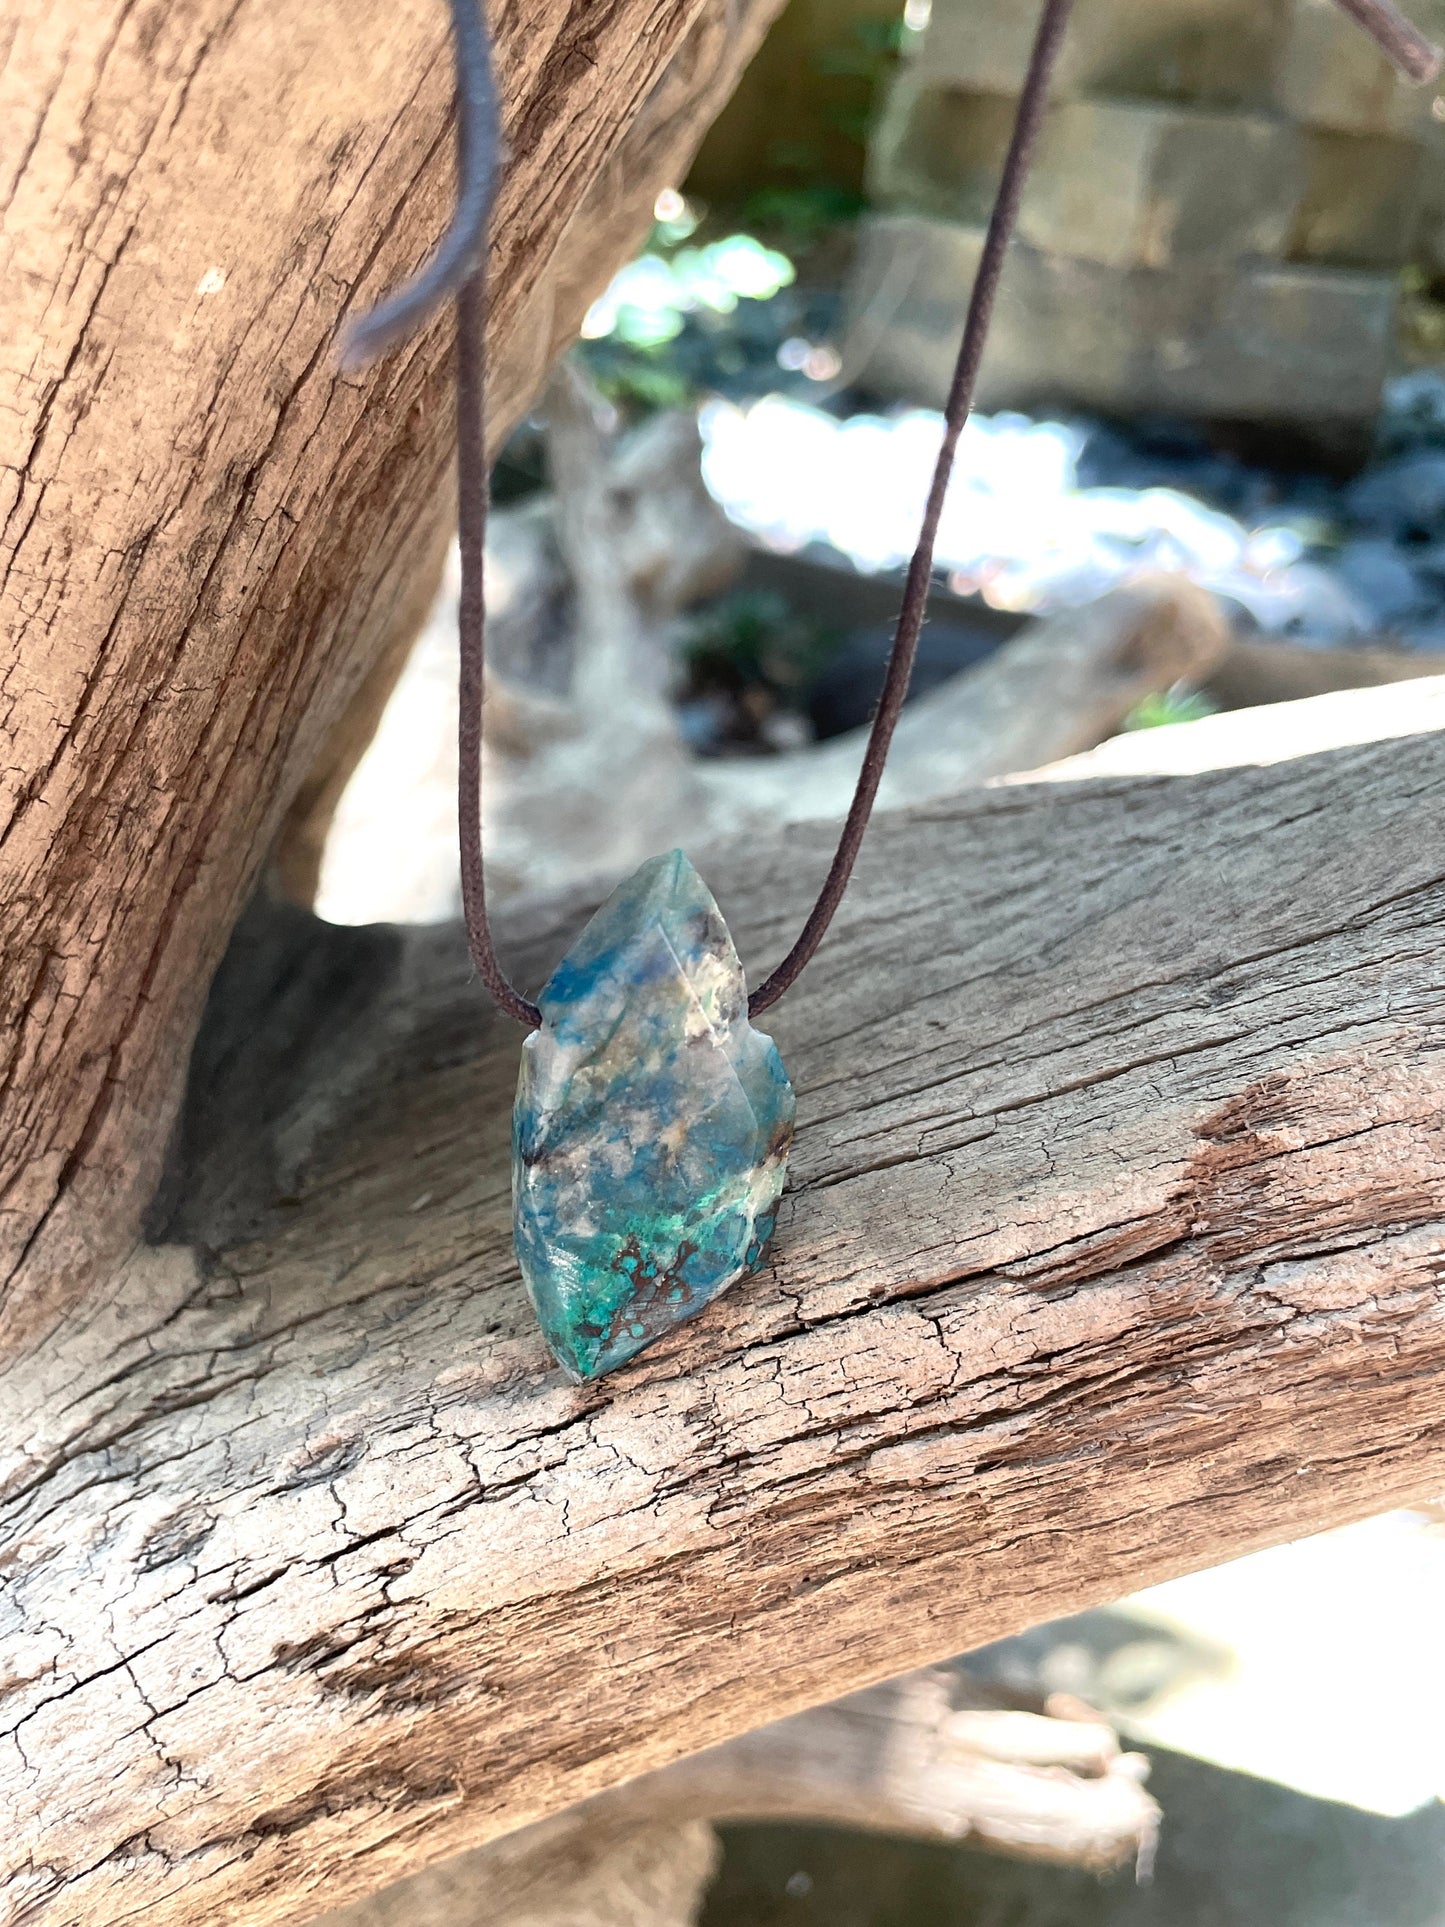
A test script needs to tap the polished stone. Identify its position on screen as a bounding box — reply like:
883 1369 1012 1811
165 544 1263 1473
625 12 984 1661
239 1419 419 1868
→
513 850 794 1380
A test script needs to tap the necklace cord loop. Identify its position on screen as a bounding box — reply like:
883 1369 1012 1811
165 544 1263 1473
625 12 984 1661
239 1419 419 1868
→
341 0 499 370
456 270 542 1027
344 0 1438 1030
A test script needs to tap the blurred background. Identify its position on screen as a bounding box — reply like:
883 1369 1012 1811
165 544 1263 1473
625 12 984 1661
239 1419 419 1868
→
314 1 1445 1918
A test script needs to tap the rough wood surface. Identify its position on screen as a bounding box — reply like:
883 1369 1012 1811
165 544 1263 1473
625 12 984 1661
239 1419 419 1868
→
313 1670 1156 1927
316 1821 723 1927
0 0 785 1356
7 721 1445 1927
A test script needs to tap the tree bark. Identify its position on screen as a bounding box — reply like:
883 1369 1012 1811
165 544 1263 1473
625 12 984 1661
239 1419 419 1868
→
6 719 1445 1927
0 0 785 1356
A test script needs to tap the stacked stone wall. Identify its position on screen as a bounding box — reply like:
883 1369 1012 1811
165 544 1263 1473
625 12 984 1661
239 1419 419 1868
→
846 0 1445 439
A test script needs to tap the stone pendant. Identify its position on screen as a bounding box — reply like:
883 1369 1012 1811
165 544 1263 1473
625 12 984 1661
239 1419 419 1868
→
513 850 795 1381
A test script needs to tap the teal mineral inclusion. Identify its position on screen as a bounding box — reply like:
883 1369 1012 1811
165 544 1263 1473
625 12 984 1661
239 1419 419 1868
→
513 850 795 1381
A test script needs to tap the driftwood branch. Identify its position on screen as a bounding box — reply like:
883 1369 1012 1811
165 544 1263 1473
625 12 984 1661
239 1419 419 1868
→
0 0 786 1354
7 707 1445 1926
696 576 1227 824
312 360 1230 924
312 1670 1157 1927
1203 636 1445 711
1012 670 1445 782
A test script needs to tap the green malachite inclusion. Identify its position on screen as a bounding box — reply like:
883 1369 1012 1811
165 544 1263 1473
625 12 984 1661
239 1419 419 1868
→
512 850 794 1380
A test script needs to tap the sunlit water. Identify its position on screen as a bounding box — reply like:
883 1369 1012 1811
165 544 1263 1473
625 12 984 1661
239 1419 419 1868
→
700 393 1342 633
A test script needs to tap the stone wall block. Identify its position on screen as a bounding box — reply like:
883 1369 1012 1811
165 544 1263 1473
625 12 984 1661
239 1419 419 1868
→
842 211 1396 434
1020 100 1305 269
1288 128 1427 266
843 212 1143 411
919 0 1288 108
1135 258 1397 420
867 69 1018 222
859 0 1428 441
874 90 1308 270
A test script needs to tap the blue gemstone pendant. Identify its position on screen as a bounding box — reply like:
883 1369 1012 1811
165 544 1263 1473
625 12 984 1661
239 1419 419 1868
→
512 850 795 1380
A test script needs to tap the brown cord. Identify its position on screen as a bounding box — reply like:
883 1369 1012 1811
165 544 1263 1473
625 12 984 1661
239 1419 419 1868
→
746 0 1072 1015
346 0 1440 1030
341 0 499 370
347 0 541 1025
1331 0 1441 80
456 269 541 1026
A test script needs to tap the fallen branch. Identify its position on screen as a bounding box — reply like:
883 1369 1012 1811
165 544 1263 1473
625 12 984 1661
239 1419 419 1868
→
1010 670 1445 781
8 712 1445 1927
695 575 1228 825
1204 635 1445 711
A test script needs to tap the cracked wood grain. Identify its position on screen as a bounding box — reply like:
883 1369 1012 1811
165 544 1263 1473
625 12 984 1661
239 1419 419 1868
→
6 731 1445 1926
0 0 785 1356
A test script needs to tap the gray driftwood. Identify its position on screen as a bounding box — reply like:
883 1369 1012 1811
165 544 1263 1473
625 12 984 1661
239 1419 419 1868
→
697 576 1227 823
1204 635 1445 711
310 1670 1156 1927
314 359 1229 925
480 365 744 903
7 715 1445 1927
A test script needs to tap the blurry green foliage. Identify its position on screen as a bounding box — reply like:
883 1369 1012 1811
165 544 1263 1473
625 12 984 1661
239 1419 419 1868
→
680 590 839 698
1124 687 1219 732
582 235 796 350
740 183 867 244
579 224 799 411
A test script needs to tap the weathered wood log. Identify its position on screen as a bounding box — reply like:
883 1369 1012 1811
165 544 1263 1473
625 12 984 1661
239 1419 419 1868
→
0 0 785 1356
1203 635 1445 711
696 576 1227 823
312 1670 1157 1927
314 1821 721 1927
1010 671 1445 782
7 711 1445 1927
314 532 1229 922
